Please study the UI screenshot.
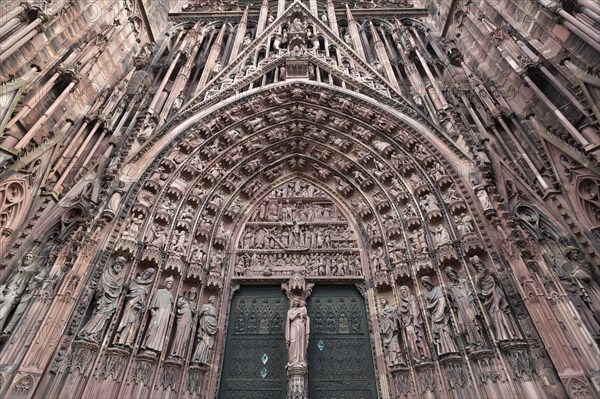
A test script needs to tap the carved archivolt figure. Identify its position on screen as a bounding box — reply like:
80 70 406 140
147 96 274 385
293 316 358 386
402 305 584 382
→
379 298 405 367
0 253 37 332
444 267 482 348
170 287 198 358
286 297 309 368
143 276 175 352
559 247 600 330
421 276 458 355
114 268 156 347
398 285 429 362
471 257 522 341
433 225 451 246
193 295 218 364
77 257 126 342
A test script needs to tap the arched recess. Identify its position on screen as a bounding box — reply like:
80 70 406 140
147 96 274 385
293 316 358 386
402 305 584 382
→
32 82 546 399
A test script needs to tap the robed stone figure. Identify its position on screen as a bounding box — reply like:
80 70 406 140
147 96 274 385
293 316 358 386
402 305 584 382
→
421 276 458 356
398 285 430 362
0 253 37 331
78 257 126 342
471 256 521 341
558 246 600 335
193 295 218 364
379 298 405 367
170 287 198 358
115 267 156 347
286 297 309 368
143 276 175 352
444 267 482 348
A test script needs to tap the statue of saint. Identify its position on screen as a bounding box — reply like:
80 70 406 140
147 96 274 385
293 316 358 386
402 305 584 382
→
114 267 156 347
444 267 483 348
0 253 38 332
421 276 458 355
379 298 405 367
553 247 600 333
170 287 198 358
471 257 521 341
3 252 57 334
77 257 126 342
398 285 429 362
142 276 175 353
286 297 309 368
560 246 600 324
193 295 218 364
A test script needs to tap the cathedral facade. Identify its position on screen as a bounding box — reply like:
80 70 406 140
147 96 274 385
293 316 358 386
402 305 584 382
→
0 0 599 397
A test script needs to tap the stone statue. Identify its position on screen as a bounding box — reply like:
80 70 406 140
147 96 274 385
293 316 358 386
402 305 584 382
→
0 253 38 332
454 213 473 237
421 276 458 355
286 297 309 368
558 247 600 329
475 187 494 211
398 285 429 362
142 276 175 352
77 257 126 342
114 268 156 347
444 267 482 348
107 181 125 214
379 298 405 367
193 295 218 364
433 225 451 246
3 252 56 334
471 257 521 341
170 287 198 358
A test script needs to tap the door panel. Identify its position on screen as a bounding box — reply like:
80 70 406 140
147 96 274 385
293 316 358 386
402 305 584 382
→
308 286 378 399
219 286 288 399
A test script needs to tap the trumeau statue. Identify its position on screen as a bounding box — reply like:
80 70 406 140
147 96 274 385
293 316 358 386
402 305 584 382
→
77 257 126 342
193 295 218 364
379 298 406 367
286 297 309 368
444 267 483 348
471 256 522 341
421 276 458 355
142 276 175 353
0 253 37 332
398 285 429 362
170 287 198 358
114 268 156 347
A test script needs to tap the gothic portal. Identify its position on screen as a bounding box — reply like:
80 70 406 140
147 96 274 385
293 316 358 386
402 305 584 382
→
0 0 600 398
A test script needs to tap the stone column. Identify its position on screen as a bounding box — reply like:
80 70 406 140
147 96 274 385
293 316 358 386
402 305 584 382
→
0 16 44 62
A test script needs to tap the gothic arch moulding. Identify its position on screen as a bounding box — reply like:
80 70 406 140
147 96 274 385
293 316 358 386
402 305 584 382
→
23 81 539 399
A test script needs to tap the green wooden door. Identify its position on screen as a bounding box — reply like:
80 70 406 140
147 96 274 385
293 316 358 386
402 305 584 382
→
218 286 288 399
308 286 378 398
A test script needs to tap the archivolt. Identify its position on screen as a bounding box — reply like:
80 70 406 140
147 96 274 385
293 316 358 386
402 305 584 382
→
109 81 488 292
